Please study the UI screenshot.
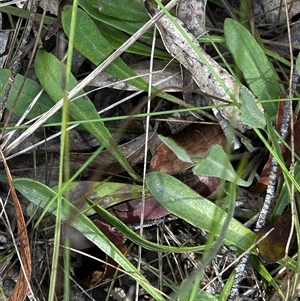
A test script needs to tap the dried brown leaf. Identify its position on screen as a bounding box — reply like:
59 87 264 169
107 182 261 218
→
0 150 32 301
177 0 207 37
256 211 295 264
150 124 226 174
177 0 207 105
109 196 170 224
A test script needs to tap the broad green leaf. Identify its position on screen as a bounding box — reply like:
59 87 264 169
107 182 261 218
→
79 1 153 38
224 19 279 118
96 21 170 60
240 85 266 129
193 145 250 187
158 134 193 164
0 69 61 123
146 172 257 253
86 199 206 253
62 6 150 92
0 69 10 94
82 0 149 22
13 178 165 301
34 50 140 181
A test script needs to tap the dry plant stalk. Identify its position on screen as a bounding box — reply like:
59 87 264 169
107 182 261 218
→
0 150 32 301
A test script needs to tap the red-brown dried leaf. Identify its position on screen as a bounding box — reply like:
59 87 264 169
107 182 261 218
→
109 196 170 225
150 124 226 174
196 175 221 197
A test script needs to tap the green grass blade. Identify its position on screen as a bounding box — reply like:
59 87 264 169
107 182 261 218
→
0 5 55 25
250 256 284 298
86 199 205 253
34 50 140 181
13 178 165 301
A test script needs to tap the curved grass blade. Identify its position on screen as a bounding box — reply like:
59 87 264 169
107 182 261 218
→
13 178 165 301
86 198 205 253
